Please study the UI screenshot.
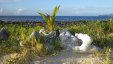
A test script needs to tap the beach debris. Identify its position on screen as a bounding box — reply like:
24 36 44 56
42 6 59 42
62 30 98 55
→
39 27 58 38
19 41 23 46
19 40 26 47
39 27 49 36
0 27 9 40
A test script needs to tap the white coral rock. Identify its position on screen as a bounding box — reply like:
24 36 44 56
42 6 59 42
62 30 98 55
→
73 33 93 52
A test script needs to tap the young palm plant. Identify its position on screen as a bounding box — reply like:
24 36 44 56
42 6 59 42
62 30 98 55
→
37 5 60 32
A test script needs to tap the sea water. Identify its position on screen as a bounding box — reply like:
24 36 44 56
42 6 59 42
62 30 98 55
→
0 16 112 22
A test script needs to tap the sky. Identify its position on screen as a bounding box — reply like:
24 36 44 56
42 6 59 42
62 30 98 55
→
0 0 113 16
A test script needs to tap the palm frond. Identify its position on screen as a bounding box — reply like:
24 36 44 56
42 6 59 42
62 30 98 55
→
37 5 60 32
52 5 60 21
37 12 48 22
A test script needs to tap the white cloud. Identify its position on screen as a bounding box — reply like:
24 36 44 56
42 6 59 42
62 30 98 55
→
0 6 113 16
0 8 33 16
58 6 113 16
0 0 22 3
0 0 20 1
0 8 3 14
17 8 23 14
14 0 20 1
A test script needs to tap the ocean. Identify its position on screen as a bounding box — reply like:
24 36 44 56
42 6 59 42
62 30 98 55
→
0 16 112 22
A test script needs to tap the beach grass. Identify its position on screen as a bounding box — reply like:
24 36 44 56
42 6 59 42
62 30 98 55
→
0 19 113 63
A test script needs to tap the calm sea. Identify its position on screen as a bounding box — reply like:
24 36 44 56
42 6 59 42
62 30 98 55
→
0 16 112 22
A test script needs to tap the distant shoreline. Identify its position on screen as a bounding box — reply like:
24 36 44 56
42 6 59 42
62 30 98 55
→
0 20 108 27
0 19 110 23
0 16 112 22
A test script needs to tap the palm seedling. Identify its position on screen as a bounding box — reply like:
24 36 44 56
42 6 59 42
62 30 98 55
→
37 5 60 32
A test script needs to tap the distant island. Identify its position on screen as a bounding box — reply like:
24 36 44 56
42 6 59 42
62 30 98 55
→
99 14 113 16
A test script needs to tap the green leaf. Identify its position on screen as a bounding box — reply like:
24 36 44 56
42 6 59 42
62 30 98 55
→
52 5 60 21
51 5 60 31
37 12 48 22
37 5 60 31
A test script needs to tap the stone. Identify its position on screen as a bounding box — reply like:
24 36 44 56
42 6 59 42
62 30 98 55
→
59 30 82 50
30 31 40 39
59 30 72 37
73 33 94 52
0 27 9 40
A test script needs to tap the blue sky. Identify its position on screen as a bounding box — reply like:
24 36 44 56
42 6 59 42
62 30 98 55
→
0 0 113 16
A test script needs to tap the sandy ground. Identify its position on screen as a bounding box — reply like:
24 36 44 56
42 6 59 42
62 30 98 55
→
33 50 103 64
0 50 112 64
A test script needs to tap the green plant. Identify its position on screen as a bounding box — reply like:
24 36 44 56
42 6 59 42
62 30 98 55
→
37 5 60 32
1 19 113 64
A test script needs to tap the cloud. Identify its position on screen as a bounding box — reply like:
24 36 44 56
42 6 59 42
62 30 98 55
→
0 8 31 16
14 0 23 1
0 8 3 13
0 0 21 1
0 8 3 15
16 8 28 15
0 0 22 3
58 6 113 16
0 6 113 16
17 8 23 14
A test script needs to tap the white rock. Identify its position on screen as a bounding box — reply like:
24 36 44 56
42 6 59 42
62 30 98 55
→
59 30 81 50
59 30 72 37
73 33 94 52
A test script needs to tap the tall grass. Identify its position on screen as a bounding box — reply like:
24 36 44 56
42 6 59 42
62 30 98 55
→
0 19 113 63
67 20 113 48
